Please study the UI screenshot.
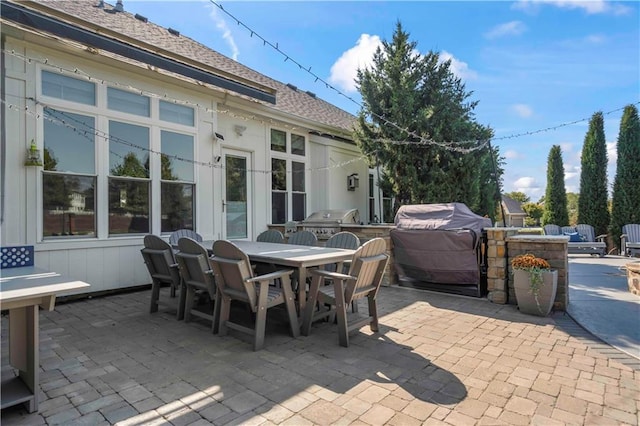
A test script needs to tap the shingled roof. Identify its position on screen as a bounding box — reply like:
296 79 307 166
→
10 0 356 134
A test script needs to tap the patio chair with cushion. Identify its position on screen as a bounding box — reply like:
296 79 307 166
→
169 229 203 247
287 230 317 246
621 224 640 257
210 240 299 351
256 229 285 244
140 235 185 320
175 237 219 332
570 224 607 257
302 237 389 347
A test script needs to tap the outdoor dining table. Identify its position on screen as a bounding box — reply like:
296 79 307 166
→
200 240 355 313
0 266 90 413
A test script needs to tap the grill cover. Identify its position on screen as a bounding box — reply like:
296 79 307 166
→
391 203 491 287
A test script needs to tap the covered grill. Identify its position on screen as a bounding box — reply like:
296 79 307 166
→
301 209 360 240
391 203 492 297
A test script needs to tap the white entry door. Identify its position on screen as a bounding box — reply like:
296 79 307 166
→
222 149 252 239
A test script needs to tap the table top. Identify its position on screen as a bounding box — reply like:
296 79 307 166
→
0 266 90 304
203 240 355 268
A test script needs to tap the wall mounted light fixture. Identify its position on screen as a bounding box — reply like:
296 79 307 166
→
347 173 359 191
214 132 224 141
233 125 247 137
24 140 43 167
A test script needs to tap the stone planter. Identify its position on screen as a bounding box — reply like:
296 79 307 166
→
513 269 558 316
626 262 640 296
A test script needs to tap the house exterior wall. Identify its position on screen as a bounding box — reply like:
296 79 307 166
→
1 31 364 295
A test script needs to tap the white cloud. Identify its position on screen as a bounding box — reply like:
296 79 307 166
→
607 141 617 165
514 0 631 15
564 164 580 180
504 149 522 159
439 51 478 81
511 104 534 118
485 21 527 39
513 176 539 189
329 34 382 93
209 6 239 61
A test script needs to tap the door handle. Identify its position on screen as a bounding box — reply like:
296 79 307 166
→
222 200 226 212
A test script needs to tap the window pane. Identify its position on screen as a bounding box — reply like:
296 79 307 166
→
42 70 95 105
292 161 305 192
107 87 150 117
43 174 96 238
369 198 376 222
44 108 95 174
291 133 305 155
161 182 194 233
369 174 374 197
109 121 149 178
292 193 306 221
271 129 286 152
160 100 194 126
161 130 194 181
109 178 150 234
272 158 286 190
272 192 287 224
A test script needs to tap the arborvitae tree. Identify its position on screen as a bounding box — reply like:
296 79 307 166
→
578 112 609 236
354 22 500 219
610 104 640 250
542 145 569 226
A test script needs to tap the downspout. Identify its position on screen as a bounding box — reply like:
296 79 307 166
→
1 33 6 226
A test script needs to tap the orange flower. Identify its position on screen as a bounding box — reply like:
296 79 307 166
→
511 253 550 270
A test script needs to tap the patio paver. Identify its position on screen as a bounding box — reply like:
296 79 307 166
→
2 285 638 425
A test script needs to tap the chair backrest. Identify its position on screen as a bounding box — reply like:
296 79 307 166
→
543 225 561 236
575 224 596 242
1 245 35 269
623 224 640 243
175 237 216 298
287 230 318 246
141 235 180 285
169 229 203 246
344 238 389 304
561 226 576 235
256 229 285 244
325 231 361 250
210 240 257 308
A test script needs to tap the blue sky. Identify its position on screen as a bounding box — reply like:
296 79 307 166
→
123 0 639 202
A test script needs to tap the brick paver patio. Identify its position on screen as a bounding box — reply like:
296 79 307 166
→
2 285 638 425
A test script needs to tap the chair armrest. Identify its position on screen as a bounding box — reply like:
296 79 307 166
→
595 234 607 242
246 269 294 283
309 269 355 281
621 233 628 240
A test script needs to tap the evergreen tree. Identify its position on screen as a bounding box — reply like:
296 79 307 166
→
542 145 569 226
354 22 500 219
578 112 609 236
610 104 640 250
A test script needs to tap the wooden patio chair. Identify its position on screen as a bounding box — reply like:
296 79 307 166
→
175 237 219 332
287 230 318 246
302 237 389 347
256 229 285 244
570 224 607 257
325 232 361 312
169 229 203 247
210 240 299 351
140 235 185 320
621 224 640 256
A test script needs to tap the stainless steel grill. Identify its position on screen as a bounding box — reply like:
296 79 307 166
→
301 209 360 240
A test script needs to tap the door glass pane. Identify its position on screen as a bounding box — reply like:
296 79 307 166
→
44 108 95 174
109 121 150 178
161 130 194 181
107 87 150 117
161 182 194 232
272 192 287 224
226 155 247 239
43 174 96 238
108 178 150 234
292 161 305 192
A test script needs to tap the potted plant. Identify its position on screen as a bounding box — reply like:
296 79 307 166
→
511 253 557 316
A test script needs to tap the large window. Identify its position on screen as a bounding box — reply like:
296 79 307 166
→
40 70 196 239
270 129 306 223
43 108 96 238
